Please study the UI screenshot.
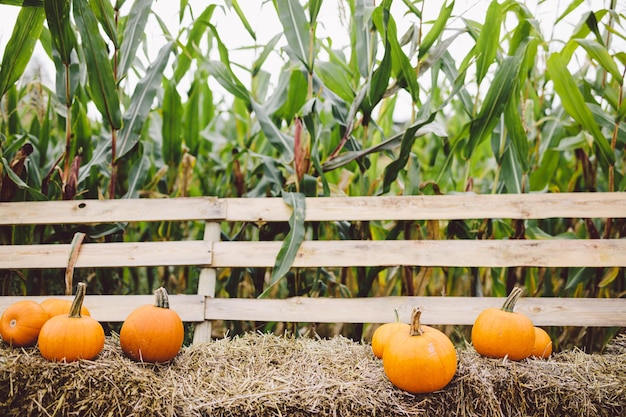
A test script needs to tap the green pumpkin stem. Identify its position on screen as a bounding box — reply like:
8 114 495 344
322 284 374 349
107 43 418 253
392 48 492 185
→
69 282 87 318
155 287 170 309
393 308 400 323
409 307 424 336
502 286 524 312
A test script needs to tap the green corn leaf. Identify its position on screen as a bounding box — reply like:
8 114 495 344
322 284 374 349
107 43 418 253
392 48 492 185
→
354 0 376 78
250 99 294 161
314 61 355 103
556 0 583 24
475 0 502 85
381 110 438 194
504 92 530 173
118 41 174 159
122 153 151 199
260 192 306 298
575 39 623 84
275 0 312 71
0 6 45 98
173 5 216 83
204 60 251 103
162 79 183 168
252 33 281 77
0 0 43 5
73 0 121 128
308 0 322 25
546 52 615 166
89 0 117 47
44 0 76 64
419 0 453 58
117 0 154 80
465 39 529 160
501 144 524 193
225 0 255 41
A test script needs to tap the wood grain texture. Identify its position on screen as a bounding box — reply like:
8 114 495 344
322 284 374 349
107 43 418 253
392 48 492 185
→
0 294 205 322
1 241 212 269
0 192 624 225
212 239 626 267
224 192 626 221
204 296 626 327
0 197 224 225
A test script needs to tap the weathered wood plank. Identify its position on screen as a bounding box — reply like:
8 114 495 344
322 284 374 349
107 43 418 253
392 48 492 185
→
0 295 205 322
212 239 626 267
1 193 624 226
224 192 626 221
0 241 212 269
3 239 625 269
204 296 626 327
0 197 225 225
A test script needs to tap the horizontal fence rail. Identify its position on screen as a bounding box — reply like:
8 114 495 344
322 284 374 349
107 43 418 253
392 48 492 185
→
1 192 625 225
0 295 623 327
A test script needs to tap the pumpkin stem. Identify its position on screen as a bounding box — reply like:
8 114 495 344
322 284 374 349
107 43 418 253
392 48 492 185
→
155 287 171 309
393 308 400 323
502 286 524 313
409 307 424 336
69 282 87 318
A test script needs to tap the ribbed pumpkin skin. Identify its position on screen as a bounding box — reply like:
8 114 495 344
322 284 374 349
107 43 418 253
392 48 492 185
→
383 310 457 394
0 300 49 347
40 298 90 319
471 307 535 360
38 283 104 362
530 327 552 358
119 304 184 363
372 322 410 359
38 315 105 362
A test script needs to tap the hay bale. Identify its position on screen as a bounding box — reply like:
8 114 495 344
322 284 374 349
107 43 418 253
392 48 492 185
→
1 332 624 416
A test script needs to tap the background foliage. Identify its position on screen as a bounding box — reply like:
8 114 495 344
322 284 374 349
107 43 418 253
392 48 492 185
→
0 0 624 351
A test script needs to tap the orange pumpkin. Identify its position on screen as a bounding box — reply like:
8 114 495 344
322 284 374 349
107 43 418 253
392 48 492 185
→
382 308 457 394
530 327 552 358
38 282 105 362
371 310 409 359
41 298 91 319
471 287 535 361
119 287 184 363
0 300 49 347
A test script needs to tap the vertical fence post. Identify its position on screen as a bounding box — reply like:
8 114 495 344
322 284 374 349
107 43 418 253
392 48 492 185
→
192 220 221 344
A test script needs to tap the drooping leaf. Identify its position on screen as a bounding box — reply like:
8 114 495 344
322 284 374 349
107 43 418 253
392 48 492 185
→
546 52 615 166
173 5 216 83
73 0 121 128
419 0 453 58
381 110 438 194
117 0 154 80
204 60 250 103
0 6 45 98
89 0 117 47
250 99 294 161
575 39 623 84
122 153 151 199
225 0 255 41
504 91 530 173
260 192 306 298
118 41 174 159
353 0 376 78
0 0 43 6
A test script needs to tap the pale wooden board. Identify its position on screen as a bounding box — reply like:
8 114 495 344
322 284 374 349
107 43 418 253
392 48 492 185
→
224 192 626 221
204 296 626 327
0 197 224 225
0 295 205 322
212 239 626 268
1 193 625 226
0 241 212 269
3 239 625 269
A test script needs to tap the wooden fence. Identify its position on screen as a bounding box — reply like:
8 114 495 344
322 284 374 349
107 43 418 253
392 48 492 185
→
1 192 625 343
